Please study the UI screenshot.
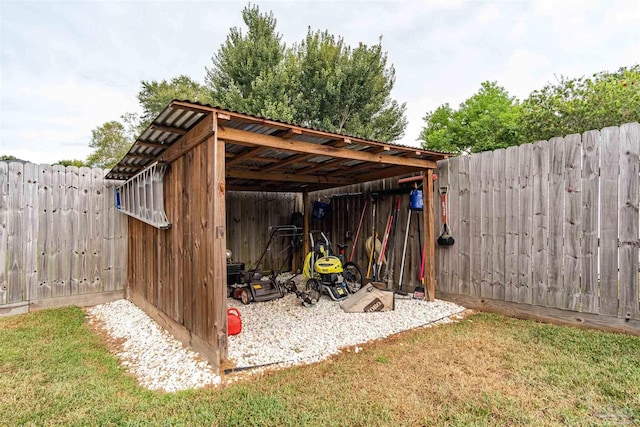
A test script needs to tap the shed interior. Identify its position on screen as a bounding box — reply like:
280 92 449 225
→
106 100 448 371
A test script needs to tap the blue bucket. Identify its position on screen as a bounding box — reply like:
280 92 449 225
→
409 189 423 211
312 201 330 220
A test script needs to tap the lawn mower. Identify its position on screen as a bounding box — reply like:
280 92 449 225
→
302 231 363 302
229 226 299 304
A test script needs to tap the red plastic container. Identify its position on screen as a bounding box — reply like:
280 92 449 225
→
227 308 242 335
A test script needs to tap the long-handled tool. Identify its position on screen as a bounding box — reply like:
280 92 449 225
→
437 186 455 246
397 207 412 292
366 195 379 279
384 196 405 293
349 198 368 262
375 205 395 279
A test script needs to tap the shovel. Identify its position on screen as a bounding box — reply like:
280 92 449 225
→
437 186 455 246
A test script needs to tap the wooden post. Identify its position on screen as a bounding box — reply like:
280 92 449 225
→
423 170 436 301
302 190 310 256
207 112 226 369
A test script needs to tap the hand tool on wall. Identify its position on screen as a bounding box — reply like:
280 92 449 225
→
437 186 455 246
349 198 368 262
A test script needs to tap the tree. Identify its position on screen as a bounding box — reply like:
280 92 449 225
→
137 75 212 130
205 4 289 117
0 155 17 161
86 120 134 169
290 31 407 141
520 65 640 141
205 5 407 141
419 81 521 153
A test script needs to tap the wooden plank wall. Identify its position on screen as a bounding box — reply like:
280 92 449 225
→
435 123 640 331
225 191 298 272
0 163 127 310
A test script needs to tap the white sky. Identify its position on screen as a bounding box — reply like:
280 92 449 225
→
1 0 638 164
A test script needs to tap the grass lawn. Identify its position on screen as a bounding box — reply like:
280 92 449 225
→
1 307 639 426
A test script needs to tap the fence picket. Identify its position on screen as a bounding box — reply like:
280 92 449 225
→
599 127 620 316
436 159 449 293
51 165 67 297
547 137 565 308
448 157 460 294
492 149 506 300
24 163 38 302
581 130 600 314
0 163 7 305
78 167 91 294
65 167 79 295
517 143 533 304
480 151 494 298
36 165 53 300
469 154 482 296
531 140 549 306
563 134 582 311
7 163 24 303
90 168 104 293
618 123 640 320
504 147 519 302
458 156 471 295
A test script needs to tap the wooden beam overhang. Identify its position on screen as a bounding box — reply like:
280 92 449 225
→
226 146 270 167
226 169 353 185
169 101 442 159
217 127 437 169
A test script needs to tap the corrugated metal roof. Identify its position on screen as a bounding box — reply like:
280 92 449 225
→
105 100 451 189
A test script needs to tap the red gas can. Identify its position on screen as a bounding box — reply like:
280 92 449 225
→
227 308 242 335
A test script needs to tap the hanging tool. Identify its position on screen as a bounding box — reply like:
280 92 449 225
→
384 196 405 294
349 198 368 262
375 205 394 279
414 198 426 299
397 206 412 293
365 194 380 279
437 186 455 246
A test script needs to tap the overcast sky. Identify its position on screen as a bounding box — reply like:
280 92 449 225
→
1 0 638 164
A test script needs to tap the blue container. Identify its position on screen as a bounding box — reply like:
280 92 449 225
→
312 201 330 220
409 189 423 211
114 188 122 210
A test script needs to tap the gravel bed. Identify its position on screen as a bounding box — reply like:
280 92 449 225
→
227 287 465 369
86 281 465 392
86 299 222 392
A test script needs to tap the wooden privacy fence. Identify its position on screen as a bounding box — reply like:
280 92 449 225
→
0 162 127 315
435 123 640 332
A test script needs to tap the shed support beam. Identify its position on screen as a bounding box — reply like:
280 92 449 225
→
424 170 436 301
226 169 354 185
217 127 437 169
303 190 310 256
207 113 228 365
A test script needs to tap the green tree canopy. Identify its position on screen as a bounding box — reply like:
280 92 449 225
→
520 65 640 141
138 75 212 130
419 81 521 153
86 120 133 169
289 31 407 140
205 5 407 141
205 4 290 118
0 155 17 161
53 159 90 167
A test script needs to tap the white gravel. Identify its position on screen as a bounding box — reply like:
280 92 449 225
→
86 281 465 392
86 299 222 392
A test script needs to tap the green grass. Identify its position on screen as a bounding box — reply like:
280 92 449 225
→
1 307 639 426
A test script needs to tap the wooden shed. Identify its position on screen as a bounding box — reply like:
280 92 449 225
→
106 100 448 371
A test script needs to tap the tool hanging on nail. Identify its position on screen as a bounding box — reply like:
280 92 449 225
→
437 186 455 246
